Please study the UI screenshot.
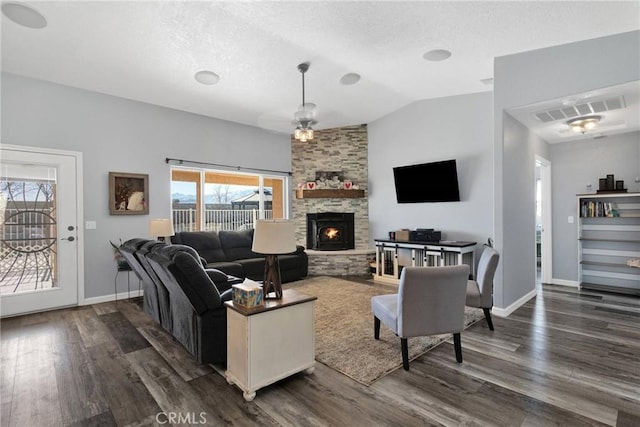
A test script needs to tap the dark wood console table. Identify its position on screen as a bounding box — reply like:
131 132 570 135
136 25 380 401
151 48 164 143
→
373 239 477 285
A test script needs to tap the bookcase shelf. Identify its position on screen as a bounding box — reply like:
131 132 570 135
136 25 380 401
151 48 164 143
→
577 192 640 296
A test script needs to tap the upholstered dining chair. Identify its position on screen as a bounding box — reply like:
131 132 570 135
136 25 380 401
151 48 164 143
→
466 245 500 330
371 264 470 371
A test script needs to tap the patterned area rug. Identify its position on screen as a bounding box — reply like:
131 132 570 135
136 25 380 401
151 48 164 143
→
285 276 484 386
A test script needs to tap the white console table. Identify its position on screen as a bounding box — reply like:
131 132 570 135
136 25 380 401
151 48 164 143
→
225 289 317 401
374 239 477 285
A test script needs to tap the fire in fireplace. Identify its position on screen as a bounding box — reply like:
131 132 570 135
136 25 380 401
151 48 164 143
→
307 212 355 251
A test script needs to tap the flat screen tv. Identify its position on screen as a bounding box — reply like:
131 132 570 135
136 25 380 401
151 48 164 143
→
393 159 460 203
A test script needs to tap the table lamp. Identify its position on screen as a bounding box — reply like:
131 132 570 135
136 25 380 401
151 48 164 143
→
252 219 297 299
149 218 175 242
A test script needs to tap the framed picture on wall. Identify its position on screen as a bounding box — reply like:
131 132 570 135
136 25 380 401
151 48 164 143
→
109 172 149 215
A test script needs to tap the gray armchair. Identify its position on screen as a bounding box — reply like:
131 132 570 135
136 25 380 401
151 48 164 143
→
466 246 500 330
371 265 469 371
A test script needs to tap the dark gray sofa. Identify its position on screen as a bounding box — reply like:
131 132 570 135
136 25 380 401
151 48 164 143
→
171 229 308 283
145 244 235 364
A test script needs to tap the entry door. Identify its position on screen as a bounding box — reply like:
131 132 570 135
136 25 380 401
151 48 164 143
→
0 145 81 317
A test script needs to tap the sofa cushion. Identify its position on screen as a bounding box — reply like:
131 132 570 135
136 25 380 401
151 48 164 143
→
235 258 265 281
173 231 227 264
219 229 260 261
170 251 222 314
204 261 245 279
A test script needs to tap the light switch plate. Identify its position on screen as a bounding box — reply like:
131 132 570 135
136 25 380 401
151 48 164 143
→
568 216 574 224
85 221 96 230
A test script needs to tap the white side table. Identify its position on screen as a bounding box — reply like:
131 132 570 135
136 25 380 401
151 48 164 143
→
225 289 317 401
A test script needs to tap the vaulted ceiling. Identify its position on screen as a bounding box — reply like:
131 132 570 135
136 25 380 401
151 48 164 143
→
2 1 639 140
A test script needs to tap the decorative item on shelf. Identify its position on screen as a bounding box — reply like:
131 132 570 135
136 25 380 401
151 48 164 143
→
149 218 175 242
306 181 316 190
627 258 640 268
252 219 297 299
343 181 353 190
596 173 627 193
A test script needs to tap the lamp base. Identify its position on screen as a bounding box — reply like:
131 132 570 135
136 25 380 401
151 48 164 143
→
262 254 283 299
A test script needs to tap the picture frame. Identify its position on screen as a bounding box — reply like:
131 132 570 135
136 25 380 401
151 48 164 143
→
109 172 149 215
315 171 344 189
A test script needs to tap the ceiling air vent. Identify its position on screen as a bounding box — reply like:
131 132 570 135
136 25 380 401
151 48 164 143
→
533 95 626 123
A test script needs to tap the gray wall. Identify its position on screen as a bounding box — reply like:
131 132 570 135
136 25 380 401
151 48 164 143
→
1 72 291 299
368 91 493 252
550 131 640 282
494 30 640 310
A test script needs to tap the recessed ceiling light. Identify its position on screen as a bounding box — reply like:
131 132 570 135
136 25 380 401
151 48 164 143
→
2 2 47 29
194 70 220 85
340 73 361 85
423 49 452 62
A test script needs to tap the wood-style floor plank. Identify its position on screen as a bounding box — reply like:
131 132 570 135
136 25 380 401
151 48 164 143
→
1 280 639 426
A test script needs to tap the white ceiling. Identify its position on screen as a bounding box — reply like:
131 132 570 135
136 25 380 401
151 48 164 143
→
2 1 639 139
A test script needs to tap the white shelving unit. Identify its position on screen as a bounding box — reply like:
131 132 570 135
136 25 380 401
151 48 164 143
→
577 192 640 295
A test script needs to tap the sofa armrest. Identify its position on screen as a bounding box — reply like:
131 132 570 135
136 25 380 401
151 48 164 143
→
220 288 233 303
205 268 230 284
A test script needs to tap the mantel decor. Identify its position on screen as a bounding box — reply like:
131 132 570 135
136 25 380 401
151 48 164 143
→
109 172 149 215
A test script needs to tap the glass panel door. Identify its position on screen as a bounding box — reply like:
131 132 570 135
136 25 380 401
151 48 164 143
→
0 146 79 317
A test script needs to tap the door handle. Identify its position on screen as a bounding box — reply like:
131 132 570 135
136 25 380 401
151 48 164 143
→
62 236 75 242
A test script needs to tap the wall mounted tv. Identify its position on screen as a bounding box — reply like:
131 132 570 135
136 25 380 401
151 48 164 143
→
393 159 460 203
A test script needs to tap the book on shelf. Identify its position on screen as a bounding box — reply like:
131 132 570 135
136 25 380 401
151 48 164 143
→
580 200 616 218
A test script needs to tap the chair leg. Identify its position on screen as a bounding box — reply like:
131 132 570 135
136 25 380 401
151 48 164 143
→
483 307 495 331
453 333 462 363
401 338 409 370
374 316 380 340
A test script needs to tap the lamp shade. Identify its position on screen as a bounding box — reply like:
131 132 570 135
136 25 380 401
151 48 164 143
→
252 220 296 254
149 219 175 238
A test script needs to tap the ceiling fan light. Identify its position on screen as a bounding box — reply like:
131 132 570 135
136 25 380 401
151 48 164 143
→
307 129 314 139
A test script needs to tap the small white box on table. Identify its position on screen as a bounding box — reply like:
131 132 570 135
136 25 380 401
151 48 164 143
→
232 279 263 308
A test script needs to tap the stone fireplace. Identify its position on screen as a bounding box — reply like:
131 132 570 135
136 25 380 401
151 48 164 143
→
306 212 355 251
292 124 374 275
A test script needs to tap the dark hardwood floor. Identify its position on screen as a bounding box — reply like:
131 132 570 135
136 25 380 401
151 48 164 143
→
1 278 639 426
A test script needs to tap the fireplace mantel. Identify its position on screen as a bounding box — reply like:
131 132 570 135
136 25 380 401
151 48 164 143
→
295 189 365 199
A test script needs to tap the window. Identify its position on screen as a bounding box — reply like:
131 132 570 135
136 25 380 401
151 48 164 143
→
171 168 288 232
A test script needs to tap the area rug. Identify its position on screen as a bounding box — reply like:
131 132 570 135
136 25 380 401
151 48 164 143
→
285 276 484 386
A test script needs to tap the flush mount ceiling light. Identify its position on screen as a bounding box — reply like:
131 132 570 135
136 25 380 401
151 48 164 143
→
292 62 317 142
194 70 220 85
340 73 361 85
567 115 601 134
2 2 47 29
423 49 452 62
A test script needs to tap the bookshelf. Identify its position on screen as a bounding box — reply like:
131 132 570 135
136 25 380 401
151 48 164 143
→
577 192 640 295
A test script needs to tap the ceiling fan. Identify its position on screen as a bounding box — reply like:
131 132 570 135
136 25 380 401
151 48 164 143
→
256 62 321 137
292 62 317 141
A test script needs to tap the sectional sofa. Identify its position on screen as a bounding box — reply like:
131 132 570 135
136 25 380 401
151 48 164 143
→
171 229 309 283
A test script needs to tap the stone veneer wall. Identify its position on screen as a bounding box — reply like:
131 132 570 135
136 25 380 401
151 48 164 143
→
292 125 371 275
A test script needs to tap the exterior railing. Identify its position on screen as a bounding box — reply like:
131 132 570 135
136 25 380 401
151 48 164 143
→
172 209 273 232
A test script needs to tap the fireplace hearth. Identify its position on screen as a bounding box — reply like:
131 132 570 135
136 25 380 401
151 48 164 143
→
307 212 355 251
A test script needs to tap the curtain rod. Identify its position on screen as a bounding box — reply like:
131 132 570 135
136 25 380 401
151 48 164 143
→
165 157 292 176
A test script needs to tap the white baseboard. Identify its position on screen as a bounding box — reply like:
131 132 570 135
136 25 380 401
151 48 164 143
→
492 288 537 318
549 278 580 288
81 289 143 306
